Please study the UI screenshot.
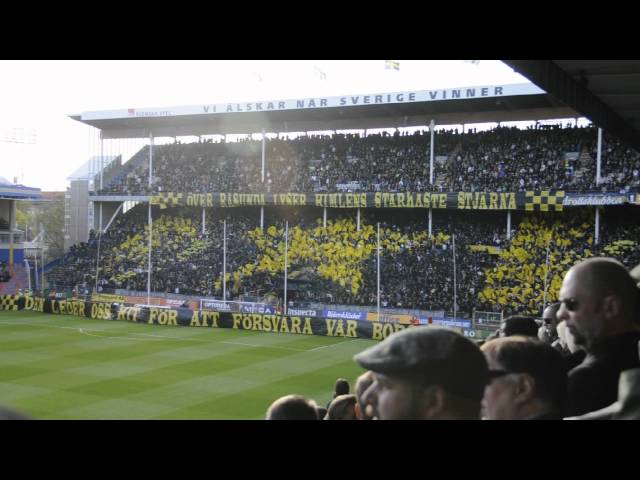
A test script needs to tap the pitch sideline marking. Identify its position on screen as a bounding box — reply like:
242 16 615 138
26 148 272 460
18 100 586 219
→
0 320 364 353
309 338 362 351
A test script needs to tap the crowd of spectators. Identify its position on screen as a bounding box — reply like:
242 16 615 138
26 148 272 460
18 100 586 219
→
268 255 640 421
0 260 10 282
46 203 640 319
581 133 640 191
479 208 640 315
96 125 640 196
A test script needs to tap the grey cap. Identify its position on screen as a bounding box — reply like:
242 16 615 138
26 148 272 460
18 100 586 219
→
354 326 489 401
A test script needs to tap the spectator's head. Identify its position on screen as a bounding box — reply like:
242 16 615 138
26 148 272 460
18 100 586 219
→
538 303 561 343
558 257 640 350
543 303 561 333
316 406 328 420
326 394 357 420
353 326 489 420
501 315 539 338
334 378 350 397
481 336 568 420
354 370 375 420
265 394 319 420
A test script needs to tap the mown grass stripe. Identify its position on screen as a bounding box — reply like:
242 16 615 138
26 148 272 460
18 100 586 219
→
0 310 375 419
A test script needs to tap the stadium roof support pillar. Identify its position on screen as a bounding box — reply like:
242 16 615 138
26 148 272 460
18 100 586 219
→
596 127 603 185
357 208 360 231
284 221 288 315
452 234 457 319
148 132 153 190
595 207 600 245
41 229 45 290
147 132 154 305
260 128 266 232
11 200 16 233
429 119 435 185
95 226 102 293
223 219 227 302
24 258 31 291
506 210 512 240
100 132 104 192
377 222 381 321
99 133 104 234
259 127 266 229
323 208 327 228
261 128 266 184
428 209 432 236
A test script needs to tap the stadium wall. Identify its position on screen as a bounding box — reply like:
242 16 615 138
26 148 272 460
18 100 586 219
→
0 294 491 341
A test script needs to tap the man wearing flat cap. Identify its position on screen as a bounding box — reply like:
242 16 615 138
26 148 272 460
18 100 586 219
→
354 326 489 420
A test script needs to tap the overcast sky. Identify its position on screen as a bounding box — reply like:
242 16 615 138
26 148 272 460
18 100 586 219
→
0 60 534 191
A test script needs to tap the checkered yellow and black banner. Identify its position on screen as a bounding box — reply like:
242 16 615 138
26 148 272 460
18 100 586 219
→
524 190 565 212
149 192 183 210
0 294 23 311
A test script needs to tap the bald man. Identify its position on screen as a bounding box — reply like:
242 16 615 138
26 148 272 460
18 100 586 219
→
557 257 640 416
538 303 561 346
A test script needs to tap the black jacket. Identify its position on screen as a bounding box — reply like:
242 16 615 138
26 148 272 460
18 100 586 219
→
563 349 587 373
566 331 640 417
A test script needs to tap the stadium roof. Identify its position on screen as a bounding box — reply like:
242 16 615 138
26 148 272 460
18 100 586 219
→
503 61 640 152
0 178 42 201
67 155 118 181
69 83 579 139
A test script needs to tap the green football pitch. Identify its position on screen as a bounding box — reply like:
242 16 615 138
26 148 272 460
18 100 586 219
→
0 310 375 419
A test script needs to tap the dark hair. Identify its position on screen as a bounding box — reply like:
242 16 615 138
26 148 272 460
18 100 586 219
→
483 337 567 415
266 394 319 420
335 378 350 396
502 315 539 337
316 406 328 420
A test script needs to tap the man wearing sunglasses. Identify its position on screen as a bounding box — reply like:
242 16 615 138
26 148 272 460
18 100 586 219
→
480 336 567 420
557 257 640 417
538 303 562 347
